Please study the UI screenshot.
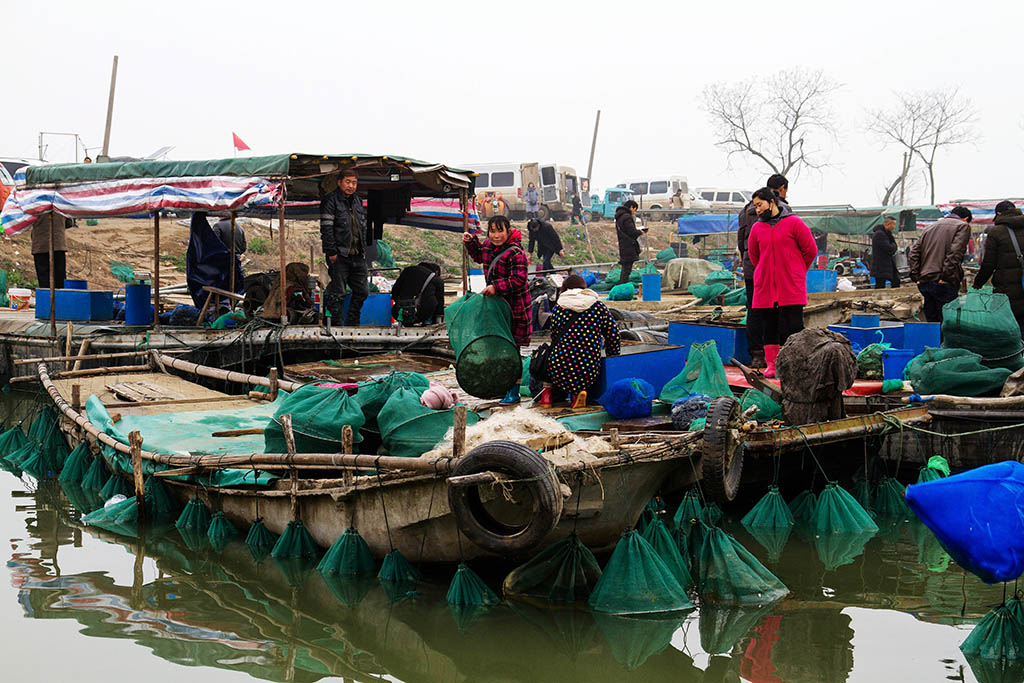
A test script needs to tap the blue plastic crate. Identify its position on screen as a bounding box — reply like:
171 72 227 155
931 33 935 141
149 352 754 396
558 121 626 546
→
903 322 941 356
341 292 392 326
592 343 688 399
807 269 838 293
827 322 904 351
667 322 750 364
36 289 114 321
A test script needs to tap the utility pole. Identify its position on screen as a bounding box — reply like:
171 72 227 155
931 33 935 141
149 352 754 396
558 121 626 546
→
101 55 119 160
586 110 601 184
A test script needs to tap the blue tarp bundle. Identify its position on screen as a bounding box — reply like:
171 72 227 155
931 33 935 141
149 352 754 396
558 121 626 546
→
677 214 740 235
187 212 244 312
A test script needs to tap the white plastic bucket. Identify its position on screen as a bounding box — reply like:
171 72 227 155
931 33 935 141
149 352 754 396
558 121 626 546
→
9 288 31 310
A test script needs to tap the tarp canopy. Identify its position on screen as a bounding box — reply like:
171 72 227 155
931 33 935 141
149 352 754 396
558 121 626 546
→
677 205 944 236
677 214 740 235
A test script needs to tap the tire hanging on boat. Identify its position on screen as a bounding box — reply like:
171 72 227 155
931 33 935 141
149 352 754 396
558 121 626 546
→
447 440 563 557
701 396 744 503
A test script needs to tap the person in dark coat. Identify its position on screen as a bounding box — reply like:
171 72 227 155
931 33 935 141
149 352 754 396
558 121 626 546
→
391 262 444 325
974 201 1024 334
320 168 373 325
615 200 645 285
870 216 900 288
910 206 972 323
571 194 584 225
526 219 564 271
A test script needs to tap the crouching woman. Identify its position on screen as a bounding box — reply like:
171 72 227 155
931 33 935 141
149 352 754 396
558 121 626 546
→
539 274 621 408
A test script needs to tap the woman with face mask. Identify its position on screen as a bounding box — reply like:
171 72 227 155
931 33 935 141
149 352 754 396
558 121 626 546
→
747 187 818 378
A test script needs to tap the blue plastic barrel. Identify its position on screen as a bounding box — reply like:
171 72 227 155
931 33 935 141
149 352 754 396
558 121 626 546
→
641 273 662 301
125 284 151 325
851 314 880 328
882 348 915 380
903 322 941 355
64 279 87 290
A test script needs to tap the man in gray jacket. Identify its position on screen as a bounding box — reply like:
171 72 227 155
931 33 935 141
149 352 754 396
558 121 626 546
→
320 169 373 325
909 206 972 323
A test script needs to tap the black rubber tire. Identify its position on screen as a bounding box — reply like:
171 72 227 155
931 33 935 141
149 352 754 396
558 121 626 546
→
590 212 602 222
701 396 744 503
448 440 563 556
834 262 847 276
538 205 551 221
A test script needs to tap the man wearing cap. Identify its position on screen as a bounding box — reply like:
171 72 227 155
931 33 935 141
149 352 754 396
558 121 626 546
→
871 215 900 289
974 201 1024 334
909 206 972 323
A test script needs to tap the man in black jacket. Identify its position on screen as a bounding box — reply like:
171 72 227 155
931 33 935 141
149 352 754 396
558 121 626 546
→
320 169 373 325
974 200 1024 334
871 216 900 288
391 262 444 326
615 200 645 285
527 219 565 271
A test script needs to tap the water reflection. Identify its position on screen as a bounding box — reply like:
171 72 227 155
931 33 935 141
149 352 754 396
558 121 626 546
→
0 467 1012 681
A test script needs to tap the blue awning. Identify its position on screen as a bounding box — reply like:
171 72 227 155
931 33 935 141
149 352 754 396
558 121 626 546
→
677 214 739 235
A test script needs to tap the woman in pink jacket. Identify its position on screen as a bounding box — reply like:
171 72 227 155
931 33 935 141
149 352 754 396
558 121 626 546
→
748 187 818 377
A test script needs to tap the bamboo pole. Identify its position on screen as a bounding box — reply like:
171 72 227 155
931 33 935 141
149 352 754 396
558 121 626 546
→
229 211 237 307
278 195 288 325
15 350 163 366
130 430 145 523
453 405 466 459
341 425 353 486
71 339 91 372
154 353 303 392
281 414 299 519
460 188 469 294
153 211 161 328
48 214 56 338
64 322 73 372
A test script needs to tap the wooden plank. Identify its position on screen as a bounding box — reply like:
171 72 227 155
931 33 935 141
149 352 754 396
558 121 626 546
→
72 339 91 372
602 416 676 432
453 405 467 458
105 380 186 403
130 431 145 522
212 428 265 437
102 395 252 409
14 350 164 366
202 285 245 303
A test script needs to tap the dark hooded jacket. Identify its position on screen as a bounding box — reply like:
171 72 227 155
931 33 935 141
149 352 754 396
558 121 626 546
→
391 263 444 325
614 205 642 262
737 201 758 281
870 224 898 280
527 220 563 258
320 188 371 259
974 208 1024 319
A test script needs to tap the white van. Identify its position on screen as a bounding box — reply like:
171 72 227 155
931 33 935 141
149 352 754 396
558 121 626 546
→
696 188 752 209
466 162 587 220
614 175 710 210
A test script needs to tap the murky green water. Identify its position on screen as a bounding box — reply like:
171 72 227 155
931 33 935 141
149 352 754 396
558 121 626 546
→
0 398 1017 682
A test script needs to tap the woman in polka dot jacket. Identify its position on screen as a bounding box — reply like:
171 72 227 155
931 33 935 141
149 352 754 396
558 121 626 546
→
539 274 621 408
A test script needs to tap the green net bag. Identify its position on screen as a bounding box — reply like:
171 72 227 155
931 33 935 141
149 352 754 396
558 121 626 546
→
960 603 1024 660
0 425 28 459
629 263 659 284
58 443 91 485
378 549 420 585
608 283 636 301
722 287 746 306
271 519 320 560
61 482 104 515
265 384 366 453
81 457 108 491
355 371 430 444
588 530 693 615
447 562 500 606
142 477 179 524
656 247 678 263
594 613 682 670
852 478 873 510
687 283 729 304
503 533 602 603
176 498 212 534
100 473 130 501
943 290 1024 371
5 442 37 470
207 512 240 552
706 270 737 286
672 488 704 530
591 280 613 293
918 455 950 483
374 240 396 268
246 519 277 560
660 341 733 402
109 261 135 283
811 483 878 534
21 447 60 480
856 343 890 380
317 527 375 577
739 389 782 422
445 293 521 398
0 270 7 307
741 486 795 530
378 388 479 458
82 496 140 536
872 476 910 520
603 266 622 283
640 519 694 590
905 347 1011 396
697 525 788 604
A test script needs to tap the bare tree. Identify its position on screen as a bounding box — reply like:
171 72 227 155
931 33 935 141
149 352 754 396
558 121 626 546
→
867 88 977 205
702 68 841 177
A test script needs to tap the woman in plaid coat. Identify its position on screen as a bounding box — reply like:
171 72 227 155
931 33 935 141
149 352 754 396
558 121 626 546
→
463 215 532 404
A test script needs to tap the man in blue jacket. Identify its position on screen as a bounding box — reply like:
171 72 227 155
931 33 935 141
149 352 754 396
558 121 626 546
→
320 169 373 325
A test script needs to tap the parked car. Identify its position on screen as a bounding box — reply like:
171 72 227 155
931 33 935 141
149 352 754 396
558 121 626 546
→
615 175 709 210
465 161 589 220
695 187 752 209
589 187 638 221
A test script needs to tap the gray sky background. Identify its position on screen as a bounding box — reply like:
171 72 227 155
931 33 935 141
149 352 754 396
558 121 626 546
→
6 0 1021 206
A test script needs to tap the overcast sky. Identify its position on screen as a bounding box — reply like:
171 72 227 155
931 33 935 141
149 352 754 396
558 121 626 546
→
6 0 1021 206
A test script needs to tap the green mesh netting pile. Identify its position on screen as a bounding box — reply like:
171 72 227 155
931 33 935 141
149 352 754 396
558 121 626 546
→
918 455 950 483
630 263 659 285
588 530 693 615
445 292 522 398
82 497 140 536
608 283 636 301
603 266 622 283
109 261 136 283
265 384 365 453
688 283 729 303
856 343 890 380
640 519 694 590
374 240 396 269
942 290 1024 371
672 488 704 530
272 519 320 560
696 525 789 604
377 388 479 458
660 341 733 401
906 347 1012 397
742 486 795 531
656 247 679 263
503 533 602 603
739 389 782 422
317 527 375 577
355 371 430 449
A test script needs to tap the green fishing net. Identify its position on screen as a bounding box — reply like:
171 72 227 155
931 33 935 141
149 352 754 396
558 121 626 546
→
317 527 375 577
656 247 678 263
856 343 890 380
265 384 366 453
703 501 724 526
109 261 136 283
99 473 130 501
722 288 747 306
942 290 1024 371
502 533 602 603
741 486 795 530
0 425 28 459
355 371 430 425
176 498 212 534
593 613 682 670
640 519 694 590
142 477 179 524
447 562 500 607
918 455 950 483
688 282 729 303
21 447 60 480
882 378 904 393
4 443 36 470
872 476 910 520
740 389 782 422
672 488 704 530
706 270 737 286
852 478 873 510
446 292 521 398
378 549 421 585
245 519 277 560
607 283 636 301
377 388 479 458
271 519 320 560
811 483 878 534
58 443 91 485
374 240 395 269
816 530 876 571
603 266 621 283
906 347 1012 396
660 341 733 402
82 496 140 536
207 512 240 552
697 525 789 604
588 530 693 615
960 603 1024 660
322 575 375 607
61 482 104 514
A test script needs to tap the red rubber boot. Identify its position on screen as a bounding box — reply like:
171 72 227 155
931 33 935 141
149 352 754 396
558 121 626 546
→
763 344 780 378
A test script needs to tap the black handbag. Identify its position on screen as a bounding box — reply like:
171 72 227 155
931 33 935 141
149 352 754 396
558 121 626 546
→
529 343 553 382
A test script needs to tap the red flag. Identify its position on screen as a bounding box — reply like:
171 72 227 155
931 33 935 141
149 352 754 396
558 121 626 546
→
232 132 251 151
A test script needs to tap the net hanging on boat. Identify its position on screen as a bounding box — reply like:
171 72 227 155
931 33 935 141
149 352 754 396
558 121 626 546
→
741 486 795 530
872 476 910 520
99 474 129 501
673 488 704 530
696 525 789 605
502 533 602 604
245 519 277 560
588 530 693 615
82 497 141 536
355 371 430 428
58 443 92 485
660 341 733 402
918 455 950 484
272 519 320 560
810 483 878 535
207 512 240 552
264 384 366 453
960 603 1024 660
61 482 104 515
445 292 521 399
317 527 375 577
739 389 782 422
176 497 213 534
378 549 421 586
0 425 28 461
377 387 479 458
906 347 1012 397
640 519 694 590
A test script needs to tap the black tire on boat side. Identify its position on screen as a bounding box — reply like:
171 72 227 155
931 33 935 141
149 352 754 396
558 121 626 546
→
701 396 744 503
448 440 563 557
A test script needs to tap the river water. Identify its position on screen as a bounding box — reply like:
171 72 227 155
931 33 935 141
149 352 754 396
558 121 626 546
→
0 399 1016 682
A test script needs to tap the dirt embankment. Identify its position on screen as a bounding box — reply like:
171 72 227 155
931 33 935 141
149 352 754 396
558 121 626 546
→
0 215 722 291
